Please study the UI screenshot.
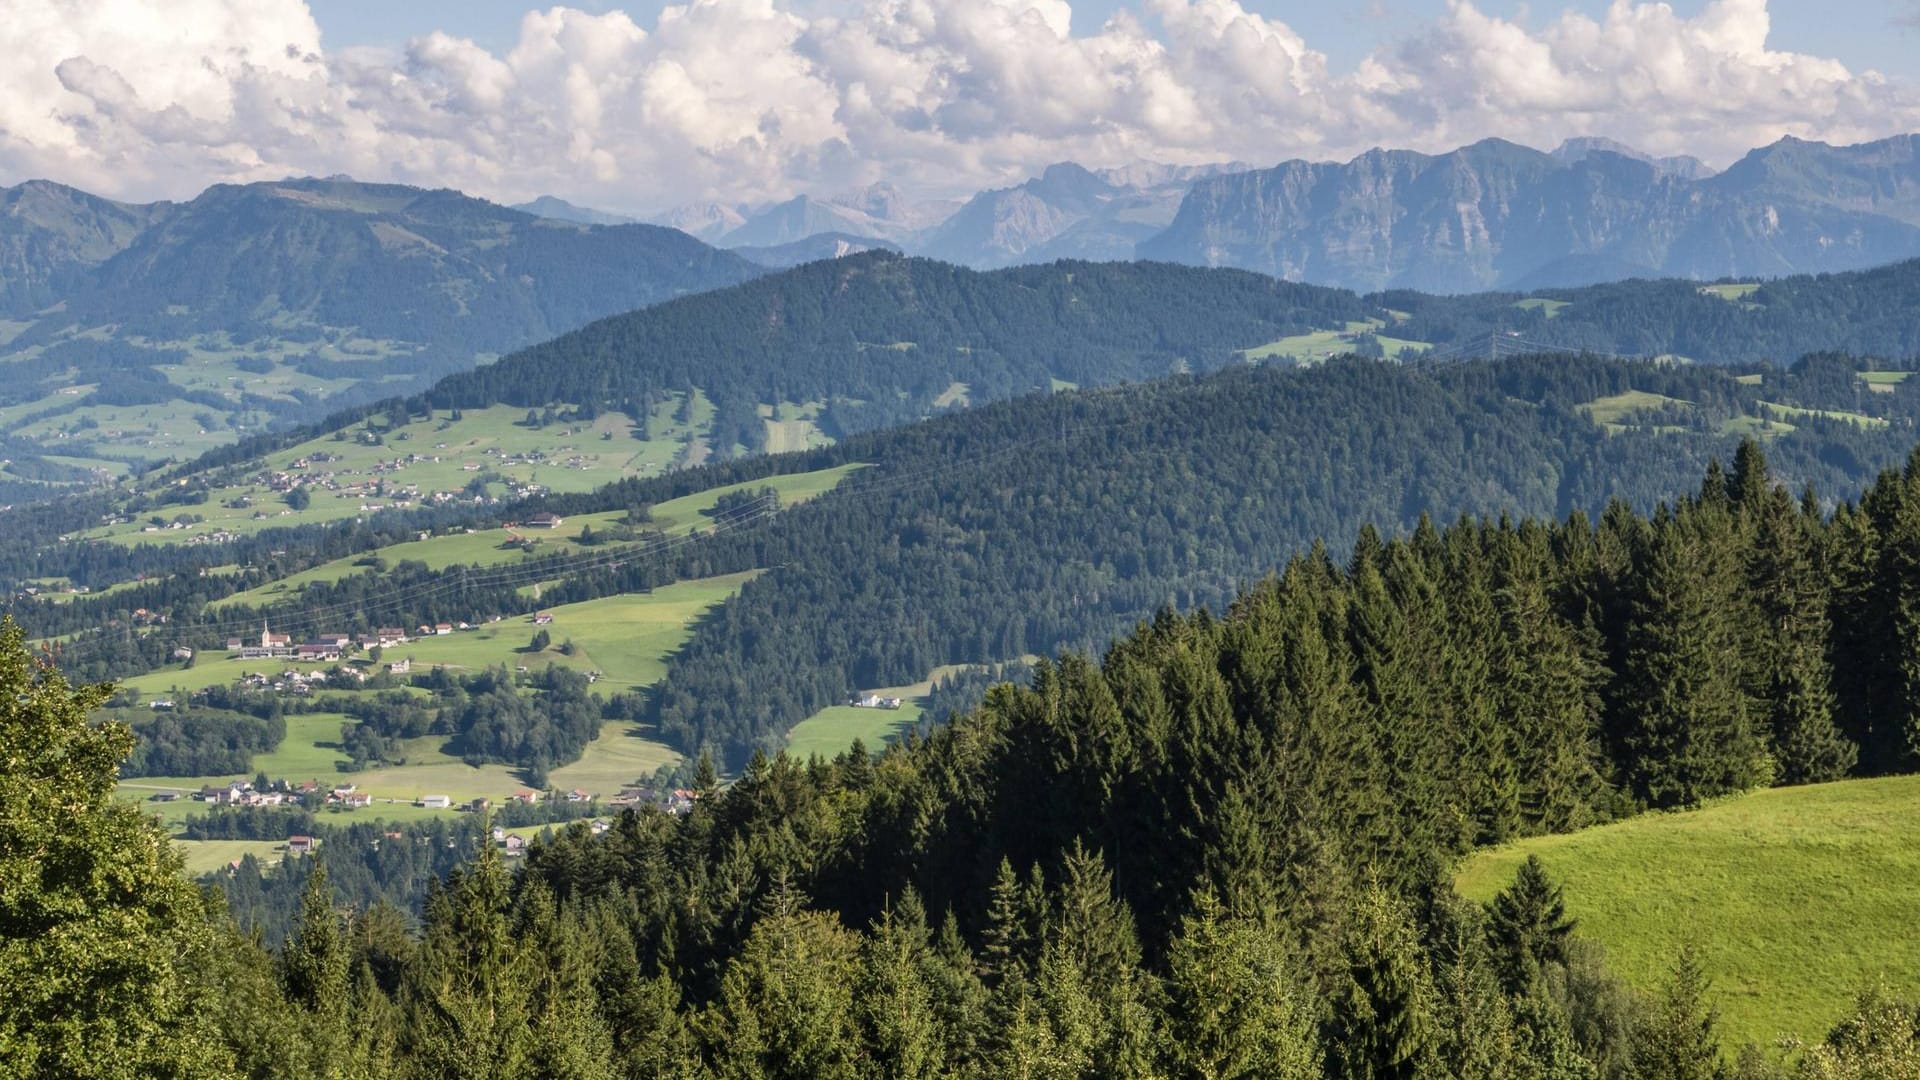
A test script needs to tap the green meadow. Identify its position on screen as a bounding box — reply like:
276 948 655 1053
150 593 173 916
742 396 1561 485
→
1243 320 1435 365
1700 282 1762 303
1456 775 1920 1055
124 569 759 866
211 462 858 609
125 571 761 699
783 663 989 760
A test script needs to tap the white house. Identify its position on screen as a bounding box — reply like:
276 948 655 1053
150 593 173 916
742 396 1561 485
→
418 794 451 809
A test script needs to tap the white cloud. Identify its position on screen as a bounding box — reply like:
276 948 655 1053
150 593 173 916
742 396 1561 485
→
0 0 1916 214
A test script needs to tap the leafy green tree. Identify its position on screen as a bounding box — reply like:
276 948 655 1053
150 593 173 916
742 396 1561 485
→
1794 978 1920 1080
0 618 233 1079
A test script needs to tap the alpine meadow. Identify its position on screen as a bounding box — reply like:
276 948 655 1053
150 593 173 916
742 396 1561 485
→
13 2 1920 1078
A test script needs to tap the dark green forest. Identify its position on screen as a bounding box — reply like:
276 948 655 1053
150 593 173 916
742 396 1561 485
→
21 352 1920 771
10 438 1920 1077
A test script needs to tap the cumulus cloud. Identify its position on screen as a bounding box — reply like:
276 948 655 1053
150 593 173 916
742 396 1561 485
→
1 0 1916 213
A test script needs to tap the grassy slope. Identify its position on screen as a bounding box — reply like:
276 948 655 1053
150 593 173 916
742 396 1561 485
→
783 663 989 759
211 461 859 609
119 570 759 860
82 394 722 544
1456 775 1920 1053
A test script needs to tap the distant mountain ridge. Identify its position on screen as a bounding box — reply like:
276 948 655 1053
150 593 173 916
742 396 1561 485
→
0 176 762 482
1140 133 1920 292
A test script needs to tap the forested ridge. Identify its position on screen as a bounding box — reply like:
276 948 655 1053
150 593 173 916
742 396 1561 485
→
12 438 1920 1076
108 252 1920 502
640 353 1920 765
22 351 1920 767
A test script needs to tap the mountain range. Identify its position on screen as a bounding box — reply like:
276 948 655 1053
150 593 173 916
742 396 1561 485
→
513 133 1920 293
1141 134 1920 292
0 177 762 481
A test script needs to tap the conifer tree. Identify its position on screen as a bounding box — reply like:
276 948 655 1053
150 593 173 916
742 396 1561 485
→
1618 506 1766 807
1161 891 1319 1080
858 890 942 1080
1326 885 1438 1080
403 837 536 1080
1493 521 1608 833
1485 856 1576 995
701 881 862 1080
1632 945 1728 1080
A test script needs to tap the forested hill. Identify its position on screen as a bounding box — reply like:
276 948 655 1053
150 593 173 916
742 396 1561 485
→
21 441 1920 1077
498 351 1920 767
1395 255 1920 362
418 252 1372 440
408 252 1920 444
0 177 763 502
53 253 1920 513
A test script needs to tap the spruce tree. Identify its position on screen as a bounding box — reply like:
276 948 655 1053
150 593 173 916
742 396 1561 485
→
1632 945 1727 1080
1485 856 1576 995
858 891 943 1080
1161 891 1319 1080
1326 885 1438 1080
1618 506 1766 807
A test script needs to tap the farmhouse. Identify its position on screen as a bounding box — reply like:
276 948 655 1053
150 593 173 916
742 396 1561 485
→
510 790 540 805
386 658 411 675
418 794 452 809
286 836 318 855
294 643 340 662
524 512 565 529
532 611 555 626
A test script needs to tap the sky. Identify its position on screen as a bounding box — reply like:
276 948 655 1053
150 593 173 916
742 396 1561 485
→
5 0 1920 216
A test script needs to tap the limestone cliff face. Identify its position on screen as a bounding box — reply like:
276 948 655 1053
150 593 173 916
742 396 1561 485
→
1140 135 1920 292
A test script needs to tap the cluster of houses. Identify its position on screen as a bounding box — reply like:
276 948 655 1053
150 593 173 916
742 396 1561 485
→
849 693 906 710
323 783 375 809
193 780 297 807
233 667 362 695
223 623 498 666
609 786 699 815
225 624 355 662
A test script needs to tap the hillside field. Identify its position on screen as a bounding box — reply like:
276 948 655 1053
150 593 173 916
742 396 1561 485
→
118 572 762 871
211 462 857 610
1455 775 1920 1054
